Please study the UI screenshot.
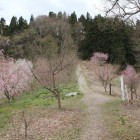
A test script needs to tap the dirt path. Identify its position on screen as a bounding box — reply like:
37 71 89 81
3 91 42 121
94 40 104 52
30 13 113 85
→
77 64 114 140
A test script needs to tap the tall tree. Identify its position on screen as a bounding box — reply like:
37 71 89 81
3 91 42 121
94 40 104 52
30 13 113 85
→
132 20 140 70
49 11 56 18
69 11 77 25
78 14 86 23
86 12 92 22
78 15 136 67
0 18 6 35
30 14 34 23
9 16 18 34
57 11 63 19
18 16 28 31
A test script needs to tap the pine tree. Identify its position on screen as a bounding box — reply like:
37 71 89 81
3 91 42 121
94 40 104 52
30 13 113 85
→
86 12 92 22
18 16 28 31
78 14 86 23
57 11 63 19
30 14 34 23
49 11 56 18
78 15 135 67
133 20 140 70
0 18 6 35
69 11 77 25
9 16 18 34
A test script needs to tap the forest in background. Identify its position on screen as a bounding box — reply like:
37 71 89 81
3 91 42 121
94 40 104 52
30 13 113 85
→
0 11 140 70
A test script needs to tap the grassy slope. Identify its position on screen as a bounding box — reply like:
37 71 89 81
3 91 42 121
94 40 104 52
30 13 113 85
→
0 85 86 140
0 88 55 129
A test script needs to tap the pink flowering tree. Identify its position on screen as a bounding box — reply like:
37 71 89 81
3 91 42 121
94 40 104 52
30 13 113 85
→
91 52 118 93
0 50 32 101
93 52 108 62
123 65 139 100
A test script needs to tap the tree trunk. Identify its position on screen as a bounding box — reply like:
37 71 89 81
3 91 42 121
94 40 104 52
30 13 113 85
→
24 120 28 140
22 109 28 140
57 93 61 109
109 83 111 95
4 89 10 102
104 85 107 93
134 88 137 99
131 91 133 100
11 96 15 101
52 90 62 109
130 86 133 100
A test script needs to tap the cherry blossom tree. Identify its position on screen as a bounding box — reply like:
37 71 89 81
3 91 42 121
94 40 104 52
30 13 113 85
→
123 65 139 100
91 52 118 92
92 52 108 62
0 50 32 101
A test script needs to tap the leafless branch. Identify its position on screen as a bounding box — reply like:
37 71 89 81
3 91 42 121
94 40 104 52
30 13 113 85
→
106 0 140 21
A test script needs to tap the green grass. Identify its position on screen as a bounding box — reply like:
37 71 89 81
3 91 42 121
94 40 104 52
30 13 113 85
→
0 88 55 129
60 84 80 99
0 85 81 130
102 99 140 140
0 84 86 140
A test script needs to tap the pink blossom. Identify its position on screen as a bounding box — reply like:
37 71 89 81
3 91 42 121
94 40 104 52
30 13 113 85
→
0 51 32 100
91 52 108 62
123 65 139 89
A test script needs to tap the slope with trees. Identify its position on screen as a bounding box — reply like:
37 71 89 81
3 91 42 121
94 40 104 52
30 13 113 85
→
78 15 136 68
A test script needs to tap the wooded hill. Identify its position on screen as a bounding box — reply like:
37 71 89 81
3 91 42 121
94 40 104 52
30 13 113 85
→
0 11 140 70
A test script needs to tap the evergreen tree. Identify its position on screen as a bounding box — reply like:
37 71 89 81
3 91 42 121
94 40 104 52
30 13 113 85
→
49 11 56 18
3 25 10 36
57 11 63 19
9 16 18 34
0 18 6 35
86 12 92 22
0 18 10 36
18 16 28 31
133 20 140 70
78 15 136 67
78 14 86 23
30 14 34 23
69 11 77 25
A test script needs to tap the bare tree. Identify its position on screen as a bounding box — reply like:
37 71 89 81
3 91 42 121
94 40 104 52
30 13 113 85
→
29 16 77 109
91 52 118 92
9 102 35 140
106 0 140 21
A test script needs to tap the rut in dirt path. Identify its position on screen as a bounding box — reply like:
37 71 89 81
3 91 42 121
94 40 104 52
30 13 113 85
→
77 64 114 140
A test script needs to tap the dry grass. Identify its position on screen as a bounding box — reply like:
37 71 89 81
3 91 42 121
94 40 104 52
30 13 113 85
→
102 98 140 140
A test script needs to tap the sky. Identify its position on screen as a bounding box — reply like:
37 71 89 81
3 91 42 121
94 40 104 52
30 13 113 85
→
0 0 106 24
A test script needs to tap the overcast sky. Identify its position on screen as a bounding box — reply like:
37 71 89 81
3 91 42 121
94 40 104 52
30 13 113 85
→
0 0 106 24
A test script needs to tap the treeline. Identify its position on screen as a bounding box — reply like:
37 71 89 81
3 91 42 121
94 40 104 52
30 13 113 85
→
0 11 140 69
